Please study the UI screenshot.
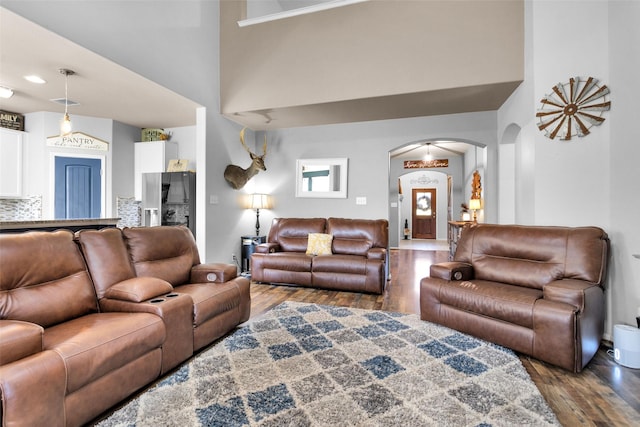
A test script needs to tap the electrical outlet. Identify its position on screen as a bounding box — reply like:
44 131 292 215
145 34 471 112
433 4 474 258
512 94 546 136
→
231 253 236 262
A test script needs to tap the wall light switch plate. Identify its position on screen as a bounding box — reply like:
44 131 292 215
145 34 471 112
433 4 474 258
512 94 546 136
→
209 195 219 204
356 197 367 205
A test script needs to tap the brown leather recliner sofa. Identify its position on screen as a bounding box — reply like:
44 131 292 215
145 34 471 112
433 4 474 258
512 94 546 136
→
251 217 389 294
0 225 250 427
420 223 609 372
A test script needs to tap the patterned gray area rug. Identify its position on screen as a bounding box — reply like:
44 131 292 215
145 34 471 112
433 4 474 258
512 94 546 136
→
97 302 559 426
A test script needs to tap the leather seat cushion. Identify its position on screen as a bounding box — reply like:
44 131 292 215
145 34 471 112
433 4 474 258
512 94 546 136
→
176 282 244 326
436 280 543 329
44 312 164 394
256 252 313 272
312 254 368 275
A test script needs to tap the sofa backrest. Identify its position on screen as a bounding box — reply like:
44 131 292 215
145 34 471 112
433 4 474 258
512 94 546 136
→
327 218 388 256
454 224 609 289
75 228 137 299
123 226 200 286
267 218 327 252
0 230 98 327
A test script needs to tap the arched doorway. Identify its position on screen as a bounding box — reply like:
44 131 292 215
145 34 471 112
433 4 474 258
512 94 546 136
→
499 123 533 224
397 170 449 242
388 139 487 248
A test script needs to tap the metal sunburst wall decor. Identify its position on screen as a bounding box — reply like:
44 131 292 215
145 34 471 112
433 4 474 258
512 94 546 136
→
536 76 610 140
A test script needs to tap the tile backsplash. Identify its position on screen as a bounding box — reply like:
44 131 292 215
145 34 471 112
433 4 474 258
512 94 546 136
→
116 197 141 228
0 195 42 221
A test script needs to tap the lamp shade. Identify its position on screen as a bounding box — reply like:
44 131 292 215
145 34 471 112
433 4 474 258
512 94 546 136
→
249 193 271 210
468 198 482 210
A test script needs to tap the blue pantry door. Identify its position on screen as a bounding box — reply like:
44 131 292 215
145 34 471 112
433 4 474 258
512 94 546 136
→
54 156 102 219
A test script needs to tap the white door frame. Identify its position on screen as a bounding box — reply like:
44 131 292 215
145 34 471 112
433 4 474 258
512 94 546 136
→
49 152 107 219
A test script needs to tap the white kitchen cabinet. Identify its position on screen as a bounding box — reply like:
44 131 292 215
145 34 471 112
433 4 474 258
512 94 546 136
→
0 128 24 197
134 141 178 200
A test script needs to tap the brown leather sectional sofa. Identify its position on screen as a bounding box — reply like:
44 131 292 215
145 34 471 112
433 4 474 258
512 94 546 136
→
0 226 250 426
251 217 389 294
421 223 609 372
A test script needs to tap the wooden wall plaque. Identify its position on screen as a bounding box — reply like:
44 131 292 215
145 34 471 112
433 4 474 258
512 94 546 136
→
0 110 24 131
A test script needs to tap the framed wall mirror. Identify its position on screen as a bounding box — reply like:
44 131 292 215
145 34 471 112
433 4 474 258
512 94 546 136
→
295 158 348 198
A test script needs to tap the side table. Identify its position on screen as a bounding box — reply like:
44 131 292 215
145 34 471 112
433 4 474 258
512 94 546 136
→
241 235 266 274
448 221 473 260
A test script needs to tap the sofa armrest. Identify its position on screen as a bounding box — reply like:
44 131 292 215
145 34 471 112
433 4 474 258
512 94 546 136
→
367 247 386 261
543 279 602 312
100 292 194 373
256 242 280 253
0 320 44 366
429 262 474 281
103 277 173 302
191 263 238 283
0 350 66 426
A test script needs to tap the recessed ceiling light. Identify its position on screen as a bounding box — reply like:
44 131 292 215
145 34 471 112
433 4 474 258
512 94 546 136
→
0 86 14 99
24 75 47 84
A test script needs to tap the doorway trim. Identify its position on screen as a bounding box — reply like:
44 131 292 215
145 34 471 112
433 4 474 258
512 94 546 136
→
398 170 449 242
49 152 106 219
412 188 437 239
388 138 487 248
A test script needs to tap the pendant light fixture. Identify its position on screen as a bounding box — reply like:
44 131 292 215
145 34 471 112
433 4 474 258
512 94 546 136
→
424 143 433 161
59 68 75 136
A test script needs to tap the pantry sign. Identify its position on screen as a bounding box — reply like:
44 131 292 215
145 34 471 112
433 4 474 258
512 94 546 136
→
47 132 109 151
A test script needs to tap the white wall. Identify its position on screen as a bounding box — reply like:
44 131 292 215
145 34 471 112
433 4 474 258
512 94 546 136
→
532 1 610 228
608 0 640 336
23 112 113 218
111 120 140 214
167 126 197 172
497 125 517 224
497 0 640 338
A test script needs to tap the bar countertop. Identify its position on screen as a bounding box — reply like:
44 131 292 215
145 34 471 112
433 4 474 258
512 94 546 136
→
0 218 120 231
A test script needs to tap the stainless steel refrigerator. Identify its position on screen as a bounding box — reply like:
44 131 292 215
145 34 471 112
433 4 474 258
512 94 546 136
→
142 171 196 238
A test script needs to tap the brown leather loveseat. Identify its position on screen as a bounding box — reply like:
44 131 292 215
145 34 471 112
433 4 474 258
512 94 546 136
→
0 226 249 426
420 224 609 372
251 217 388 294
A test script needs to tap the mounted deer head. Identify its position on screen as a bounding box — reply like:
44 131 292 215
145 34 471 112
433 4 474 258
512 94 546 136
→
224 128 267 190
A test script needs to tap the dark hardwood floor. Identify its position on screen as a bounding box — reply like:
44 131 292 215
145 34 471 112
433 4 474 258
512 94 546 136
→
249 248 640 427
